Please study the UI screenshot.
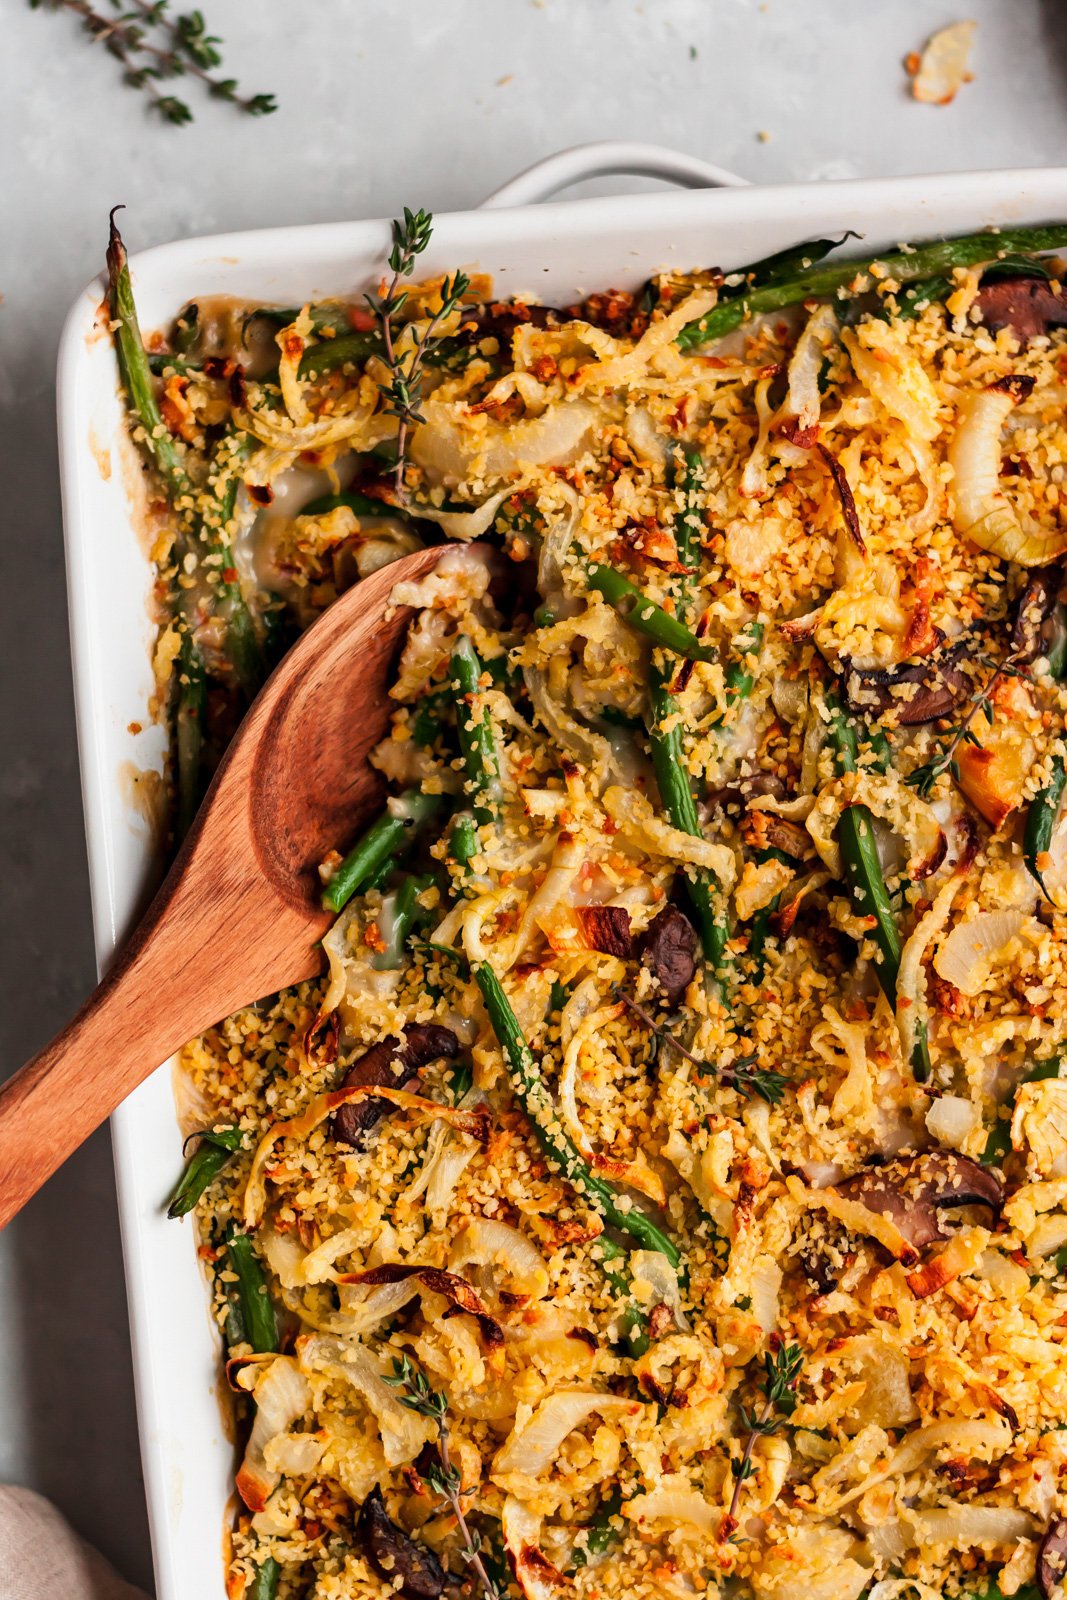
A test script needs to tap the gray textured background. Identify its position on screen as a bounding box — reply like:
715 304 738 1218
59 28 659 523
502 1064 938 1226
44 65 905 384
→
3 0 1067 1589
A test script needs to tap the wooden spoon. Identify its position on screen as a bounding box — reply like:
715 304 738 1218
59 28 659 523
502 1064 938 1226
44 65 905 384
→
0 543 457 1229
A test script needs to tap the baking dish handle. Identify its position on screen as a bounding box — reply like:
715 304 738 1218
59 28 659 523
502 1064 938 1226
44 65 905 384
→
481 140 747 208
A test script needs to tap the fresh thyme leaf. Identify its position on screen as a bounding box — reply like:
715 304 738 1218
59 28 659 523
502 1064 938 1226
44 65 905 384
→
726 1340 804 1529
616 991 788 1105
31 0 277 123
381 1355 504 1600
365 216 472 501
907 650 1027 798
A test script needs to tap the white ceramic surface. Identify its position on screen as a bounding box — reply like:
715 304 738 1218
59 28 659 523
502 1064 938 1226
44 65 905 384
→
57 150 1067 1598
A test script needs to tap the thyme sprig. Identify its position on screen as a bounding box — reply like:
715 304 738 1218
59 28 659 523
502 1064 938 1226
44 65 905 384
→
907 650 1027 799
726 1341 804 1528
367 208 471 500
384 1355 504 1600
29 0 277 124
616 992 788 1105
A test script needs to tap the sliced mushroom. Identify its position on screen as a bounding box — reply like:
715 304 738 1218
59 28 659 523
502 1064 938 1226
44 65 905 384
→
333 1025 460 1148
1012 566 1063 664
1039 1516 1067 1600
840 646 970 725
836 1152 1003 1250
574 904 633 957
741 810 814 861
637 906 697 1005
976 277 1067 344
357 1486 446 1600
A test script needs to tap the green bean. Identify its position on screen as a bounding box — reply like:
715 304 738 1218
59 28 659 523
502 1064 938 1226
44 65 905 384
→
450 637 503 826
247 1557 280 1600
167 1126 243 1219
446 1061 474 1103
648 678 729 972
475 961 680 1266
371 873 435 970
584 563 716 662
881 274 955 322
722 237 848 295
225 1227 278 1354
571 1487 624 1569
646 450 729 972
175 631 207 838
677 225 1067 351
707 620 765 729
322 789 442 913
107 214 194 503
1024 756 1066 899
449 814 479 868
202 430 263 697
597 1239 650 1359
297 329 381 379
828 702 931 1082
300 489 406 521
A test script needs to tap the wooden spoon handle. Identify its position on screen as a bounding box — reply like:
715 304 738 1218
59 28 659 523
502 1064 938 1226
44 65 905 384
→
0 947 170 1228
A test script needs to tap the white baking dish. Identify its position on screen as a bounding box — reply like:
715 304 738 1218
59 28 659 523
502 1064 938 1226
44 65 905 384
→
56 142 1067 1599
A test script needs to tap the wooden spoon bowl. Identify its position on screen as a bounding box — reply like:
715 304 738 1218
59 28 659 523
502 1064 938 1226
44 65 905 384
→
0 543 459 1228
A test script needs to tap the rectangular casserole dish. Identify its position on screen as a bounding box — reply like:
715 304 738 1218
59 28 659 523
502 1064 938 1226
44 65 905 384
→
56 146 1067 1600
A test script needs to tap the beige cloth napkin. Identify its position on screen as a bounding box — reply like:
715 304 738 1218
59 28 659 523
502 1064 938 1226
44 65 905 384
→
0 1487 150 1600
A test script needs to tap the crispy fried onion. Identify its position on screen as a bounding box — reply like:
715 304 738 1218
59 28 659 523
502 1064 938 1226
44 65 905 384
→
338 1265 505 1365
415 480 530 541
297 1334 435 1465
806 769 945 882
603 785 737 884
897 874 965 1066
492 1389 641 1479
950 379 1067 566
933 907 1033 998
624 1482 718 1534
276 307 314 427
243 1086 489 1227
235 1356 312 1511
572 288 719 392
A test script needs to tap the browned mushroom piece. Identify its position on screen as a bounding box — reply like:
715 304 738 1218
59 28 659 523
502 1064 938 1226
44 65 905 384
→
840 649 971 726
836 1152 1003 1250
1038 1516 1067 1600
357 1486 446 1600
637 906 697 1006
976 276 1067 344
1012 567 1063 664
575 904 634 957
333 1024 460 1148
741 811 813 861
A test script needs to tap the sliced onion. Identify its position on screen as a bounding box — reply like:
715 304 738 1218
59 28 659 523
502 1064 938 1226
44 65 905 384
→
950 386 1067 566
741 374 776 499
897 874 964 1066
624 1485 717 1533
297 1334 434 1465
536 485 581 610
629 1250 690 1332
771 674 810 726
502 1497 561 1600
330 1278 419 1337
933 908 1029 997
842 322 941 441
492 1389 640 1478
235 1357 311 1511
416 481 529 541
574 287 718 388
785 304 838 431
624 406 668 468
263 1431 326 1477
749 1255 782 1334
906 1506 1036 1550
926 1094 979 1151
449 1218 549 1300
525 665 616 784
412 395 599 485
